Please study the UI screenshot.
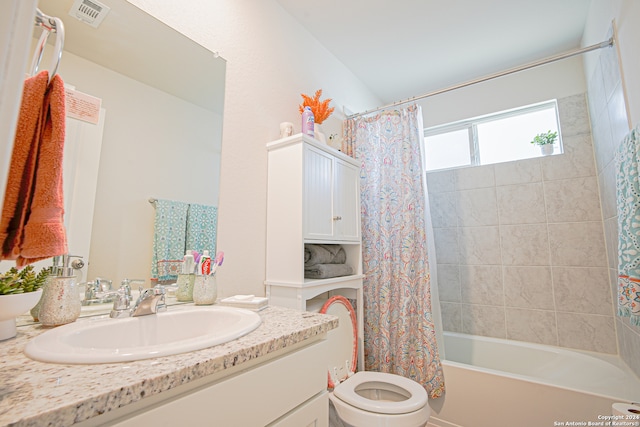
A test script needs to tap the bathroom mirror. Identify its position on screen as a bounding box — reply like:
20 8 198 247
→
12 0 225 322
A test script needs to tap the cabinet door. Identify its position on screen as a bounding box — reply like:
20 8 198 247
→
334 159 360 241
303 146 334 239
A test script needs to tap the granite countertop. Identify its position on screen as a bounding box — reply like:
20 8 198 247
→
0 305 337 427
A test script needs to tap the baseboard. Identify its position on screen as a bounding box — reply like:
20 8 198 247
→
428 416 463 427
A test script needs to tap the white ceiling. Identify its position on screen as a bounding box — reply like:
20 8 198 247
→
276 0 593 106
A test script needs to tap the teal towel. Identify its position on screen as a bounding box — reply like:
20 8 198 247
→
186 204 218 256
615 124 640 326
151 199 188 282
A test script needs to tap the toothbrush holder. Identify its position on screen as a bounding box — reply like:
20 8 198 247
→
176 273 195 302
193 275 217 305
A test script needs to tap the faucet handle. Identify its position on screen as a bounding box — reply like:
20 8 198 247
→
121 278 145 288
152 284 166 295
109 287 132 318
153 285 167 312
96 277 113 292
112 291 130 310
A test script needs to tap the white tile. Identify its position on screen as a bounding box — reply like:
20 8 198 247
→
459 265 503 305
599 161 617 220
433 227 459 264
456 188 498 227
437 264 461 302
455 165 495 190
620 322 640 376
587 59 607 122
541 133 596 181
497 183 546 225
441 302 463 332
608 82 630 149
552 267 612 315
603 218 618 270
461 304 506 338
544 177 602 223
548 222 607 267
557 312 617 353
503 266 554 310
590 106 615 173
494 159 541 186
429 192 457 228
600 44 622 102
557 93 590 137
458 226 501 265
506 308 557 346
426 170 456 193
500 224 550 266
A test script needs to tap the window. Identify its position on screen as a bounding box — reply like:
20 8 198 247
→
424 100 561 171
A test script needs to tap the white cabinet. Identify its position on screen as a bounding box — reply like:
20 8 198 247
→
303 145 360 241
265 134 364 368
78 339 329 427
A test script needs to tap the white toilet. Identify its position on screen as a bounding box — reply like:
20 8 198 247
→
320 296 431 427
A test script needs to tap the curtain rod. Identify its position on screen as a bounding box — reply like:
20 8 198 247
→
347 37 614 119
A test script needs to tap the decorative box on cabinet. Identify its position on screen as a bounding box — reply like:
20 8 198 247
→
265 134 364 368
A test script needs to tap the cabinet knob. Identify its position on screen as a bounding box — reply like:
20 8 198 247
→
333 216 342 221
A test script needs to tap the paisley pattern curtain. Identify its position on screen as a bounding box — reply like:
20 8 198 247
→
615 124 640 326
343 105 444 398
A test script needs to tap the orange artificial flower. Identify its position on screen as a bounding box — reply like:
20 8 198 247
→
299 89 335 125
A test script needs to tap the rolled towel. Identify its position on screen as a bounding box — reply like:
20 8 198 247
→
304 263 353 279
304 244 346 267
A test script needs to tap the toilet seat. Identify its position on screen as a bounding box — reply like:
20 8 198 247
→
333 371 428 415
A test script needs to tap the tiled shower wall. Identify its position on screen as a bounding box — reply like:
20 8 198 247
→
427 93 618 354
586 38 640 375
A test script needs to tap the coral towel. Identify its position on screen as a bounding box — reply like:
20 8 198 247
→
0 71 68 266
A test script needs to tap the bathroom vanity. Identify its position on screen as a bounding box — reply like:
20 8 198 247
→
0 305 336 426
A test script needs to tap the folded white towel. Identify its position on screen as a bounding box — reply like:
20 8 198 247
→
219 295 268 311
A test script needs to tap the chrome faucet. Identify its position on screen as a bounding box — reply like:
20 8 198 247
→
108 279 161 318
130 286 166 317
83 277 114 304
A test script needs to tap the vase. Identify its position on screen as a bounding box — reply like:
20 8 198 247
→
314 124 327 144
540 144 554 156
0 290 43 340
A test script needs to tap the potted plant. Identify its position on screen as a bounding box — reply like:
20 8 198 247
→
0 265 49 340
299 89 335 144
530 130 558 155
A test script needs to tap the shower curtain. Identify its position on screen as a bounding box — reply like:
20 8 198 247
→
343 105 445 398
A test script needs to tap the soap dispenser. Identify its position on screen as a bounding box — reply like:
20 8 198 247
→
39 255 82 326
30 256 60 321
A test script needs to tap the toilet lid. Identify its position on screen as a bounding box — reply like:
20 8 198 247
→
333 371 428 415
320 295 358 389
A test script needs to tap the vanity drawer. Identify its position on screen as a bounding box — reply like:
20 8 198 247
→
108 338 329 426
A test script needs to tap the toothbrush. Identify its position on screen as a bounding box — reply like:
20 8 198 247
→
210 251 224 276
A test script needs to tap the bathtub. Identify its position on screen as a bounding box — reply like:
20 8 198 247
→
427 332 640 427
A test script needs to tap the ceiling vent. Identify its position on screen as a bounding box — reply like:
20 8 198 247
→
69 0 110 28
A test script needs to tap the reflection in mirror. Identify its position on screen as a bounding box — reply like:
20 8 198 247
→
11 0 225 322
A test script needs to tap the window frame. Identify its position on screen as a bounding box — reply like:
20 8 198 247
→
424 99 561 171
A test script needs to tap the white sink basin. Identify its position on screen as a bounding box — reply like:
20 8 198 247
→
24 306 262 364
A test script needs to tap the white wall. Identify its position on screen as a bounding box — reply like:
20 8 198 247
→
126 0 380 297
582 0 640 126
418 55 586 127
